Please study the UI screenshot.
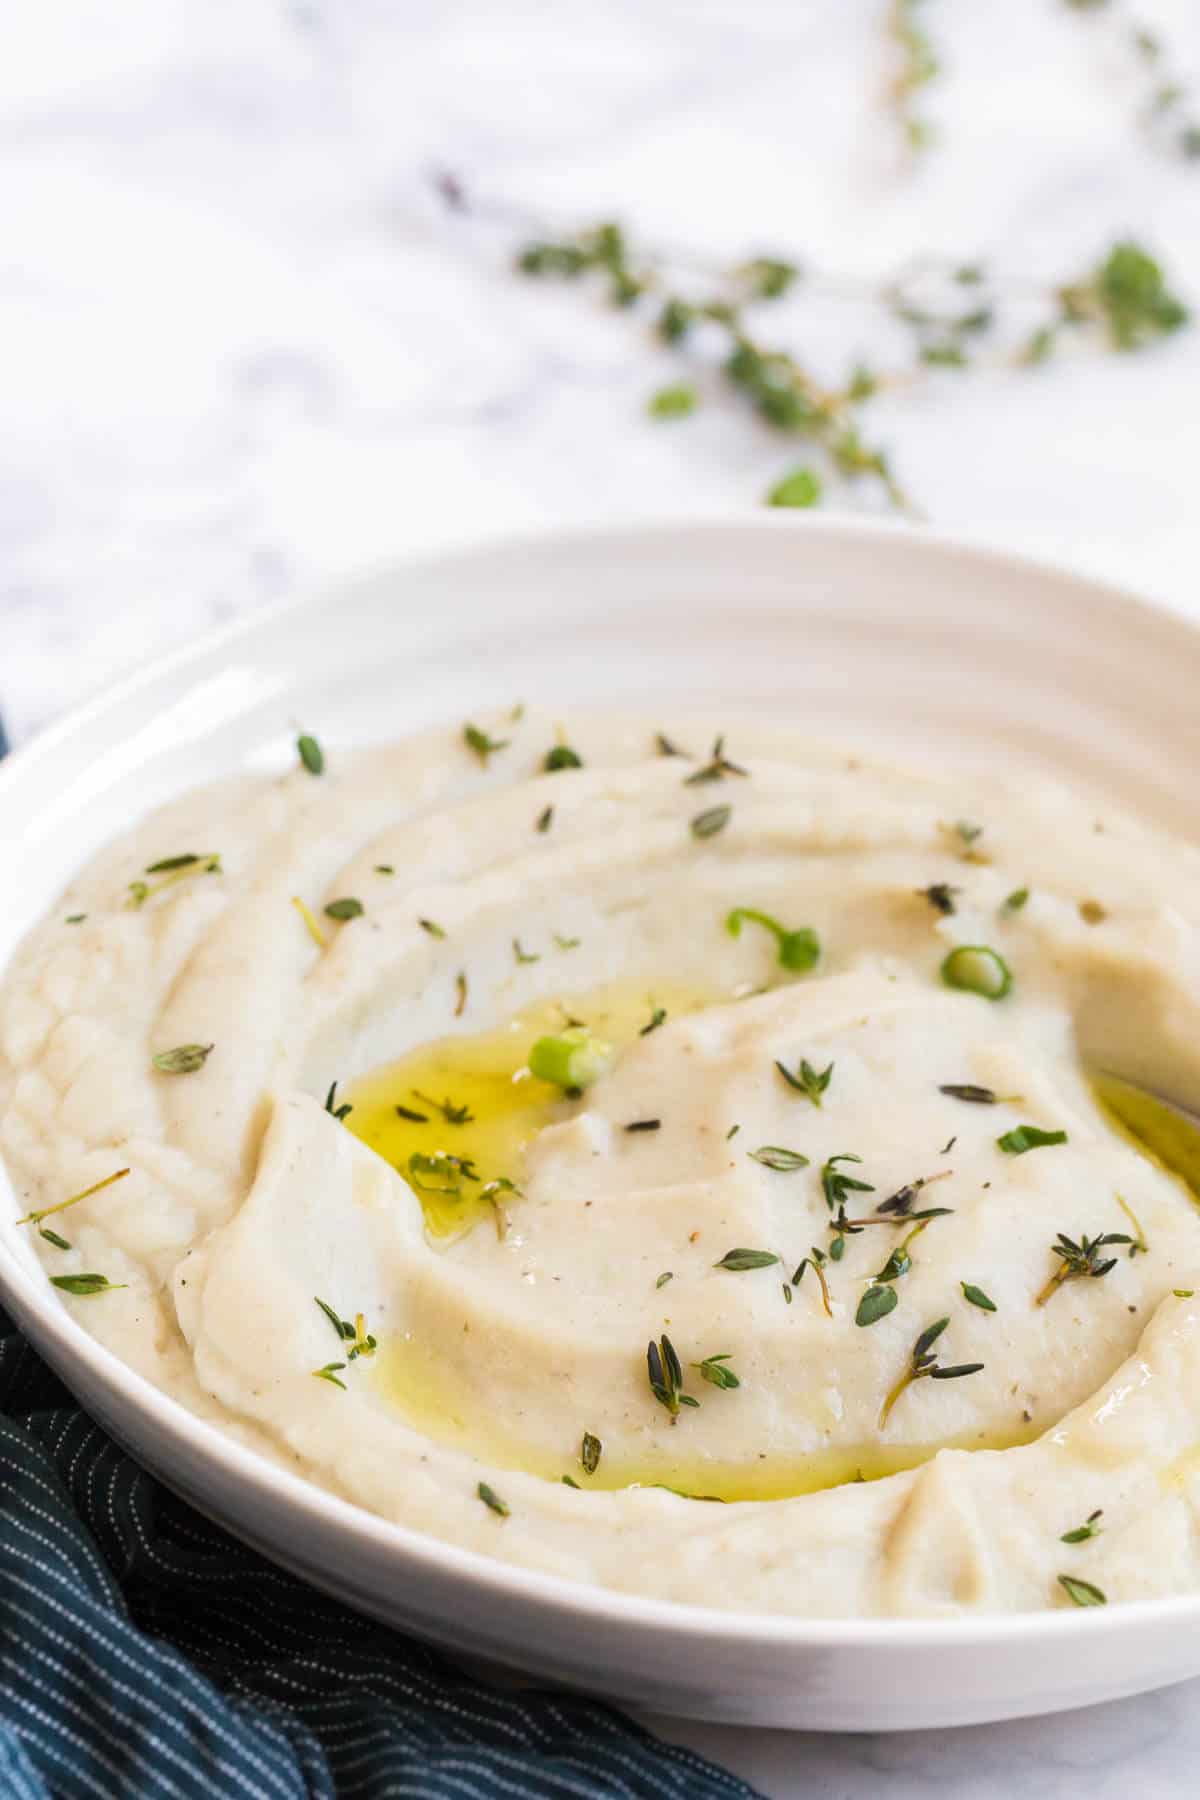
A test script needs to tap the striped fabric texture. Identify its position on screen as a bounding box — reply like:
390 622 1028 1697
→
0 1308 760 1799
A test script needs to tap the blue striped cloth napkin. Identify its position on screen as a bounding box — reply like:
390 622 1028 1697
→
0 705 758 1800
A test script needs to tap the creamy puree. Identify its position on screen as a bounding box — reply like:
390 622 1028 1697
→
4 712 1200 1617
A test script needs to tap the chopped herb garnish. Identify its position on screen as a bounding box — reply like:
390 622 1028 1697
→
375 864 395 875
464 723 509 764
748 1144 809 1171
129 852 221 908
1035 1230 1132 1306
648 382 699 419
411 1091 475 1125
152 1043 214 1075
292 896 327 949
640 1006 667 1036
297 734 324 775
997 1124 1067 1155
856 1285 899 1328
684 735 748 785
1061 1509 1103 1545
325 897 364 921
1058 1574 1106 1608
478 1482 510 1517
528 1029 611 1091
939 1083 997 1104
512 938 540 964
655 1271 673 1289
713 1248 780 1271
394 1104 428 1122
1174 1288 1195 1298
553 933 581 950
562 1475 580 1488
49 1273 127 1297
407 1151 479 1197
691 804 731 839
821 1152 874 1212
941 943 1012 1000
314 1296 376 1361
65 914 86 924
646 1334 699 1420
480 1176 522 1239
39 1228 72 1251
792 1247 833 1317
775 1058 833 1106
419 917 446 939
454 971 468 1016
581 1431 602 1474
536 805 554 833
693 1353 740 1390
16 1167 130 1231
766 465 822 508
625 1118 661 1133
324 1081 353 1123
1004 887 1030 912
920 883 960 915
655 732 690 758
726 907 820 972
312 1363 346 1389
879 1316 984 1427
544 744 583 772
961 1281 997 1313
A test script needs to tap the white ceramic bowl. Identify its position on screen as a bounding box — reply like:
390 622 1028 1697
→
4 516 1200 1733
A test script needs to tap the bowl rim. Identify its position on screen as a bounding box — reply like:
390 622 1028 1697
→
4 508 1200 1653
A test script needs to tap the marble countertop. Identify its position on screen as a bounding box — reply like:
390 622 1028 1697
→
4 1 1200 1791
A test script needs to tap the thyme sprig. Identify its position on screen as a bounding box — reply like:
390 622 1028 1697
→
776 1058 833 1106
683 735 748 785
879 1316 984 1427
693 1353 740 1390
646 1334 699 1421
1061 1508 1103 1545
791 1247 833 1317
17 1167 130 1231
887 0 940 157
128 853 221 909
412 1090 475 1126
1063 0 1200 162
1035 1229 1133 1305
314 1296 377 1361
439 169 1190 511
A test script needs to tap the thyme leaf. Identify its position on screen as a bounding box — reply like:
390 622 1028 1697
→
464 723 509 763
581 1431 602 1474
1057 1574 1106 1608
714 1248 780 1271
1061 1509 1103 1546
691 804 731 839
776 1058 833 1106
325 897 364 921
49 1273 126 1297
312 1363 346 1389
822 1152 874 1211
297 734 324 775
919 882 960 915
748 1144 809 1172
961 1281 997 1312
324 1081 353 1123
152 1044 214 1075
646 1333 699 1420
684 735 748 785
544 744 583 772
939 1083 997 1104
693 1353 740 1390
478 1481 510 1517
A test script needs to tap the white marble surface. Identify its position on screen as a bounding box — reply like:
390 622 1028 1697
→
4 1 1200 1792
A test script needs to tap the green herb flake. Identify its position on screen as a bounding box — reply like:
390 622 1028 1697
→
324 1081 353 1123
324 897 364 921
464 723 509 764
776 1058 833 1106
418 917 447 940
581 1432 602 1474
297 734 324 776
312 1363 347 1389
648 383 699 419
766 466 822 509
693 1353 740 1390
49 1273 127 1297
856 1285 898 1328
39 1227 72 1251
640 1006 667 1036
65 914 86 925
1057 1574 1107 1608
151 1043 214 1075
691 804 731 839
536 805 554 833
1003 887 1030 912
939 1084 997 1104
997 1124 1067 1155
477 1482 510 1517
544 744 583 772
1036 1229 1133 1306
1061 1509 1103 1545
655 1271 673 1290
748 1144 809 1172
714 1248 780 1271
821 1152 874 1212
961 1281 997 1312
920 883 960 915
512 938 540 964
